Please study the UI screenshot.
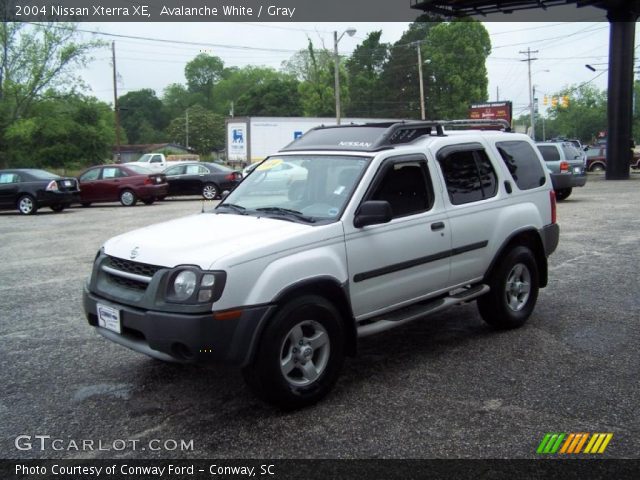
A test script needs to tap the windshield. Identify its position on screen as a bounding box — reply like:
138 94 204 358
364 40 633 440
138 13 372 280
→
218 155 370 224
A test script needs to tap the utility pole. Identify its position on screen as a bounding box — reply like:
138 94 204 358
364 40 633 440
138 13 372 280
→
112 41 121 163
185 109 189 149
417 43 426 120
496 86 499 102
520 47 538 140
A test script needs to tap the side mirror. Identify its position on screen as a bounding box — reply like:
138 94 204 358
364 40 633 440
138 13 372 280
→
354 200 392 228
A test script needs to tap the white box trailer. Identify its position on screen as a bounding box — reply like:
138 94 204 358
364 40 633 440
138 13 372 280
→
226 116 395 165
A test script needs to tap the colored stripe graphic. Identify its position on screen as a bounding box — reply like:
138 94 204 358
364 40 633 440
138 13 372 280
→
539 433 613 455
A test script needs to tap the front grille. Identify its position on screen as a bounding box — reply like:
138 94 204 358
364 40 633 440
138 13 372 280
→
107 256 162 278
107 273 148 291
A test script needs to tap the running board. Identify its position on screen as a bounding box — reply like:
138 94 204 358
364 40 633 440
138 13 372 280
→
356 284 490 338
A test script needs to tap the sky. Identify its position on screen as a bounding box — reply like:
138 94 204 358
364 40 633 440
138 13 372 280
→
74 20 633 120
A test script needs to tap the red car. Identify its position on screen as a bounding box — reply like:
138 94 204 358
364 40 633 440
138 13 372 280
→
77 164 168 207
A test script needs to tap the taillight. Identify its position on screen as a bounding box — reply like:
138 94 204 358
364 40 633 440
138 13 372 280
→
550 190 557 224
144 177 152 185
225 173 239 181
559 161 569 172
45 180 58 192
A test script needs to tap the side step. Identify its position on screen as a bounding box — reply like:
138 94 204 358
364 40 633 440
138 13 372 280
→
356 284 489 338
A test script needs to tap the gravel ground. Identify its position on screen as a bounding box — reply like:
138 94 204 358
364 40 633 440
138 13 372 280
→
1 176 639 460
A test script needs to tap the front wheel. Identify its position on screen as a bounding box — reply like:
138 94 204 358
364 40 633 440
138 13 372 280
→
478 246 539 329
18 195 37 215
119 189 137 206
202 183 218 200
555 188 572 201
242 295 345 409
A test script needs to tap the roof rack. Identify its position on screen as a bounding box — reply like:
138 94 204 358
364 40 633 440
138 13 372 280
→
279 119 511 153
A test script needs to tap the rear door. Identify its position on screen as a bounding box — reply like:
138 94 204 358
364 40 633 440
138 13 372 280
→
164 164 186 195
0 172 21 208
100 166 128 201
344 154 451 319
183 164 208 194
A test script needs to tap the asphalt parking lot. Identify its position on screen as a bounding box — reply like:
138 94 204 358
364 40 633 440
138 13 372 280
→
1 176 639 460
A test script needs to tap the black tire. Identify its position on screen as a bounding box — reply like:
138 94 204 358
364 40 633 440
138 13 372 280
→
17 195 37 215
81 202 92 208
202 183 219 200
119 189 137 206
477 246 539 329
242 295 345 409
555 188 572 201
142 198 155 205
589 163 605 172
157 195 167 201
50 204 65 212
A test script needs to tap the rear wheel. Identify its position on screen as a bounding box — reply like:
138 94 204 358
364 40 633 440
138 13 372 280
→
589 163 605 172
50 204 65 212
202 183 218 200
119 189 137 206
242 295 345 409
555 188 572 201
478 246 539 329
17 195 37 215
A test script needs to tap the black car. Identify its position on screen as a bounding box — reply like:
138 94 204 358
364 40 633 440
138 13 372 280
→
0 169 80 215
162 162 242 200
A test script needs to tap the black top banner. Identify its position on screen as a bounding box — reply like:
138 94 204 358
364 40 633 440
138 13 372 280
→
1 0 611 22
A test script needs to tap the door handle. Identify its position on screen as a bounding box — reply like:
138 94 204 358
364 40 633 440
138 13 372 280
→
431 222 445 231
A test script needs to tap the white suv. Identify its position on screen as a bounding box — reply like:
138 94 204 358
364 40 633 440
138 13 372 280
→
83 120 559 409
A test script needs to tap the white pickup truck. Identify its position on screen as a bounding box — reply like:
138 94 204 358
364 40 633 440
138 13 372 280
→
125 153 199 172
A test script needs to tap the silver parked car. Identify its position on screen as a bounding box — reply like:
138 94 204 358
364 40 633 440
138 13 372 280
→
536 142 587 201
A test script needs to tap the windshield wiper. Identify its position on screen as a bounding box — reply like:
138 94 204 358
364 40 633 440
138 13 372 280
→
216 203 248 215
255 207 316 223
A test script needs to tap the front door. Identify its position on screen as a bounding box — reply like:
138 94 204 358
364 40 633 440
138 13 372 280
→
344 155 451 320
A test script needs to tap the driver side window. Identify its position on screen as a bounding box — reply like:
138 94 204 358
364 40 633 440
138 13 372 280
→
368 157 434 218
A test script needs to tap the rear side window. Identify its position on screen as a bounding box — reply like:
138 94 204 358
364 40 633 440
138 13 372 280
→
438 148 498 205
562 145 582 160
0 173 19 183
496 141 546 190
537 145 561 161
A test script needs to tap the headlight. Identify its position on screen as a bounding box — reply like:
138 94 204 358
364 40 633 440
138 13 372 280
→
165 268 226 304
173 271 197 300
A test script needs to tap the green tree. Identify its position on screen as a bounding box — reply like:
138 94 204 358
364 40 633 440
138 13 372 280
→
162 83 203 121
118 89 168 144
377 21 438 118
5 93 115 170
184 53 225 107
0 22 105 167
545 85 607 143
285 41 346 117
235 76 302 116
345 31 389 117
423 19 491 119
166 104 224 155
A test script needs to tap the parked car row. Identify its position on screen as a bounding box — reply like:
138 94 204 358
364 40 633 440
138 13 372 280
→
0 162 243 215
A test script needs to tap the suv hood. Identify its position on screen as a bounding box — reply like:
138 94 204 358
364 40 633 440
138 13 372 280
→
103 213 314 269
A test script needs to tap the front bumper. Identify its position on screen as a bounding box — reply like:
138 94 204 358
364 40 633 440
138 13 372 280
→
83 283 274 366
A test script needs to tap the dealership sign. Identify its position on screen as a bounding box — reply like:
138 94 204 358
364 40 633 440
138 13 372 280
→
469 101 513 124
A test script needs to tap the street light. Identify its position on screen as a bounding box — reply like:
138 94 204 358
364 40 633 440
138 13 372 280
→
334 27 356 125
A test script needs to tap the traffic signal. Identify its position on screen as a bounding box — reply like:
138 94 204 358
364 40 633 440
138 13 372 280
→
562 96 570 108
551 96 558 107
543 95 548 106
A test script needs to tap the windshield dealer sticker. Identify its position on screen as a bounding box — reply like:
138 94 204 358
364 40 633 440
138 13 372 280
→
256 159 283 171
